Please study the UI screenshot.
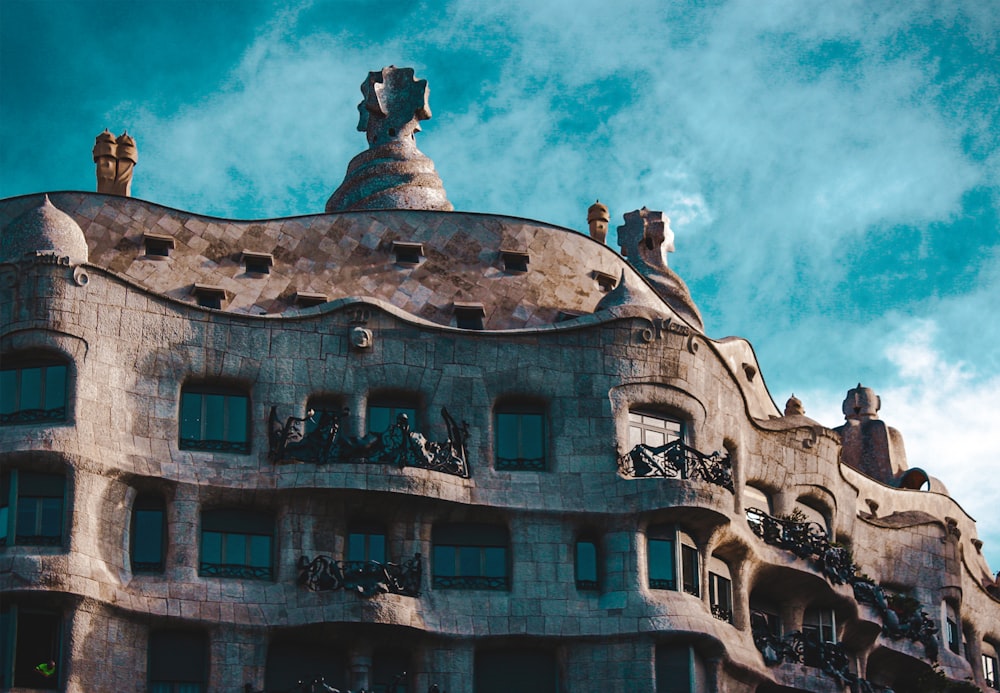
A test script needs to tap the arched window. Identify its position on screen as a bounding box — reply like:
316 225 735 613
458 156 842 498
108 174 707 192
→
1 355 69 425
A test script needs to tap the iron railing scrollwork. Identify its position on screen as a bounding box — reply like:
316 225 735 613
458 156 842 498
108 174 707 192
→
750 614 896 693
270 407 470 478
711 604 733 623
747 506 939 661
431 575 508 591
181 438 251 454
617 439 734 492
200 562 273 580
244 670 414 693
0 406 66 425
298 553 421 597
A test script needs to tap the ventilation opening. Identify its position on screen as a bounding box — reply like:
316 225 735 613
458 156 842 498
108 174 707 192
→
241 251 273 275
143 233 175 259
454 303 486 330
294 291 328 308
501 250 530 273
593 270 617 292
192 284 227 310
392 241 424 266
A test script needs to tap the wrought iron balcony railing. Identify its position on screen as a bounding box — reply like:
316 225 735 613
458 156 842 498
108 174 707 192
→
617 439 734 491
747 507 939 661
298 553 421 597
711 604 733 623
200 562 273 580
269 407 470 478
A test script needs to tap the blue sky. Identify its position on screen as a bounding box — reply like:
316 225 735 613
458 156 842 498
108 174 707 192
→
2 0 998 570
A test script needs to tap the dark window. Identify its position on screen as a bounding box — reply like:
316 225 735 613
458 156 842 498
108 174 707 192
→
454 304 486 330
180 386 250 453
474 649 557 693
149 630 208 693
0 471 65 547
647 526 676 590
199 509 273 580
242 252 273 274
751 608 782 638
501 251 529 273
192 285 226 309
709 572 732 622
495 410 546 471
368 402 417 435
0 605 61 689
347 523 386 564
984 653 998 689
629 410 684 448
655 644 706 693
681 544 699 596
392 242 423 265
372 649 410 693
294 291 328 308
594 270 617 293
131 495 166 573
575 539 598 591
432 524 508 590
1 358 68 425
265 640 346 693
143 234 174 257
947 617 960 654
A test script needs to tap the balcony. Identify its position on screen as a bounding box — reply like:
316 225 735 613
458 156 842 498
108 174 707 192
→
297 553 421 597
617 439 734 492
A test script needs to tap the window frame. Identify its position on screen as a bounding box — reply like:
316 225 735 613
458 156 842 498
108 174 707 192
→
647 524 677 591
148 629 209 693
628 409 686 449
709 572 733 623
984 652 998 689
0 356 69 426
432 523 509 591
803 606 837 644
367 398 419 436
179 385 251 454
494 406 547 472
574 538 599 591
130 494 167 574
199 508 274 580
0 470 66 547
0 603 63 690
346 522 387 565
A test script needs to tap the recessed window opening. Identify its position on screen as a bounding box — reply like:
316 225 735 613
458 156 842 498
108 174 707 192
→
593 270 617 292
392 241 424 265
179 385 250 454
681 542 699 597
946 617 960 654
629 410 685 448
192 284 227 310
148 630 208 693
803 606 837 644
1 604 62 689
200 508 273 580
1 357 68 426
744 485 772 515
500 250 529 273
474 648 557 693
708 556 733 623
575 538 599 591
983 651 998 689
1 470 65 547
454 303 486 330
647 524 676 590
347 522 386 564
131 494 166 574
143 233 175 258
432 523 509 590
495 406 546 471
367 396 418 435
795 499 831 538
241 251 273 275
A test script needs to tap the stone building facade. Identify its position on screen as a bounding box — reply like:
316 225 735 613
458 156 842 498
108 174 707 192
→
1 67 999 693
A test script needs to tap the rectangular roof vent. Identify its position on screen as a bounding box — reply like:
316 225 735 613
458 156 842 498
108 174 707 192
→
192 283 228 310
454 302 486 330
392 241 424 265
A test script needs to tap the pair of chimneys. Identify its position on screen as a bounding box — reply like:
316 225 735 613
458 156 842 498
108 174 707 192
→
93 129 137 196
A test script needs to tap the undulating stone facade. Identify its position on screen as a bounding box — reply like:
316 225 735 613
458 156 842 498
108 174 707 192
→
1 67 998 693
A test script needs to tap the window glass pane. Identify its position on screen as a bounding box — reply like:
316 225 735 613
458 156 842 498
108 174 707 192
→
223 532 247 565
520 414 544 459
459 546 481 576
576 541 597 583
648 538 675 586
39 498 62 537
43 366 66 411
0 369 16 414
496 414 518 460
347 533 367 562
433 546 455 577
226 395 247 443
248 535 271 568
483 547 506 578
682 545 699 596
368 406 391 434
201 531 222 564
204 394 226 441
180 393 202 440
646 429 665 447
368 533 386 563
17 500 38 535
133 509 164 564
19 367 42 411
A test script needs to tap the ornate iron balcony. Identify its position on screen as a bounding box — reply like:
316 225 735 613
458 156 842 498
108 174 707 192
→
270 407 470 478
298 553 421 597
0 406 66 425
711 604 733 623
617 439 734 491
431 574 508 590
200 562 273 580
